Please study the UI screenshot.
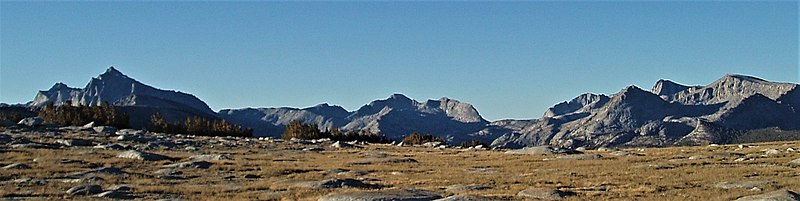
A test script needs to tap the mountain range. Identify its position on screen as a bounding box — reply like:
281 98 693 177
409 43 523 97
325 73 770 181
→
20 67 800 147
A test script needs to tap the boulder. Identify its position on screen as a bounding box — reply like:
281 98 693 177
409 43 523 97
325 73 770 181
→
790 158 800 167
94 143 130 150
55 139 93 146
318 189 442 201
116 129 145 135
422 141 443 147
545 154 603 161
435 195 503 201
331 141 356 149
94 190 129 199
714 180 775 190
63 176 104 183
93 126 117 134
162 161 212 169
154 169 183 176
189 154 231 161
612 151 644 157
67 167 127 177
289 178 372 189
1 163 31 170
243 174 261 179
734 189 800 201
116 150 169 161
765 149 782 155
518 187 573 200
66 185 103 196
11 143 57 149
82 122 95 128
108 184 133 192
347 157 418 165
17 117 44 127
445 184 492 191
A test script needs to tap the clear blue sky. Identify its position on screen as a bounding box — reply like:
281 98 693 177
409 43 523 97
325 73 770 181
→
1 2 798 120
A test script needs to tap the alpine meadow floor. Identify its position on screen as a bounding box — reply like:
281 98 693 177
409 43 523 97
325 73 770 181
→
1 128 799 200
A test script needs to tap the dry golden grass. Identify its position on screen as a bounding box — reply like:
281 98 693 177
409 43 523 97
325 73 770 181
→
1 138 799 200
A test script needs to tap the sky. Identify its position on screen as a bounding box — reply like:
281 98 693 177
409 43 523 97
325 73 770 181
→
1 1 798 121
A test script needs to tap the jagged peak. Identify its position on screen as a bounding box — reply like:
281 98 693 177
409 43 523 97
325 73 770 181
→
48 82 78 91
611 85 665 104
98 66 129 79
574 93 608 100
305 102 346 110
651 79 697 96
718 73 768 83
653 79 687 88
388 93 412 101
368 93 415 107
619 85 648 94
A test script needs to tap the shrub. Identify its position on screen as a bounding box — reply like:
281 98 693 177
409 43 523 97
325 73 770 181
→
0 107 36 123
282 120 327 140
459 139 488 148
281 121 389 143
329 128 390 143
402 132 443 145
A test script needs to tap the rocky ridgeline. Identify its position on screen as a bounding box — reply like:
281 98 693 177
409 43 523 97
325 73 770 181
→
20 67 800 149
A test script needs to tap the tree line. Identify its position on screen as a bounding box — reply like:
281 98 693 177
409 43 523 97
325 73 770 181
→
281 121 487 147
281 120 389 143
38 101 130 128
34 101 250 137
148 112 252 137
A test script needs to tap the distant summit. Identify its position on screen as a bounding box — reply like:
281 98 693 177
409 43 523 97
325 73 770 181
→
30 67 217 128
220 93 491 143
491 74 800 148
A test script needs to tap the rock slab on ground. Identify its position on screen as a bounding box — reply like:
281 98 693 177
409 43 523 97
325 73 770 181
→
434 195 504 201
715 180 775 190
289 178 372 189
66 185 103 196
117 150 169 161
17 117 44 127
318 189 442 201
445 184 492 191
505 146 580 155
162 161 213 169
734 189 800 201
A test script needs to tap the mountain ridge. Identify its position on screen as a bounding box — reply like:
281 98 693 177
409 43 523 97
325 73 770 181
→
19 67 800 147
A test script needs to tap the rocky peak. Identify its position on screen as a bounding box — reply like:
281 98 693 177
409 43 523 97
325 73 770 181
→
348 93 416 119
368 94 416 109
671 74 798 105
49 82 78 91
543 93 609 118
720 73 768 83
98 66 128 79
652 79 695 96
304 103 351 118
437 97 486 123
387 93 413 103
615 85 662 102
